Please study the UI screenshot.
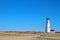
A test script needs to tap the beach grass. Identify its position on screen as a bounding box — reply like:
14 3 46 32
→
0 32 60 37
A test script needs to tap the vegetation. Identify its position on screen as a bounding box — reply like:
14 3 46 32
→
0 32 60 37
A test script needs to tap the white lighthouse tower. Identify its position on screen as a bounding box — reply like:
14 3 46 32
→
46 18 50 33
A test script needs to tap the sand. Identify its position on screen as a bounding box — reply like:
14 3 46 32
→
0 36 60 40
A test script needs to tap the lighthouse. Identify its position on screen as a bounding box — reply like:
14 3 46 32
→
46 18 50 33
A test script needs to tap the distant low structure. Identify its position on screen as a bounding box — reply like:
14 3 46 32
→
50 30 55 33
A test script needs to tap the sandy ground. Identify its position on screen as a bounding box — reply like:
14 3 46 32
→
0 36 60 40
0 36 33 40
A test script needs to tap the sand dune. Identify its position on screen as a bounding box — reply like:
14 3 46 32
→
0 32 60 40
0 36 60 40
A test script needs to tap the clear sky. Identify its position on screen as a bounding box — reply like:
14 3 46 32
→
0 0 60 32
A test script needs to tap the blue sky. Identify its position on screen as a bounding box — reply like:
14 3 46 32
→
0 0 60 32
